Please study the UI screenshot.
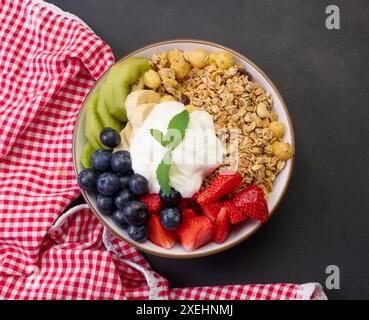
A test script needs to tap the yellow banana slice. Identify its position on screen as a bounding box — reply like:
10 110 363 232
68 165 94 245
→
115 122 133 151
130 103 156 129
125 90 161 121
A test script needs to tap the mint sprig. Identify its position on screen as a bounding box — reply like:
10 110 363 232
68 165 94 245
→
165 110 189 149
150 110 190 195
156 151 172 196
150 128 165 146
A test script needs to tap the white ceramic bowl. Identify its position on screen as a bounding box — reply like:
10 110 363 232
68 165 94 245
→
73 39 295 259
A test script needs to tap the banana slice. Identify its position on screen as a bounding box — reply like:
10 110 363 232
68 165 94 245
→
130 103 156 129
115 103 157 152
125 90 161 121
115 122 133 151
115 90 161 152
121 122 133 150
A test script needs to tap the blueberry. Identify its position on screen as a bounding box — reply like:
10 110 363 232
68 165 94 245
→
112 209 128 228
159 188 181 207
128 174 149 196
96 194 115 215
78 169 97 191
96 172 120 196
111 150 132 175
114 189 134 209
122 200 148 226
100 128 121 148
118 175 130 190
127 224 148 243
92 149 112 172
160 207 181 230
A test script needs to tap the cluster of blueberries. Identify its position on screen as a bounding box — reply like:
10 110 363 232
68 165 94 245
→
78 128 182 243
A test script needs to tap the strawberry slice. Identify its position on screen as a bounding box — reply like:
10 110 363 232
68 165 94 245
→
177 216 214 251
187 200 202 213
200 201 223 221
148 214 176 249
197 172 243 205
223 200 245 225
139 193 162 216
232 185 269 223
179 198 191 210
213 207 230 244
191 191 201 201
176 208 198 238
179 192 202 213
181 208 198 221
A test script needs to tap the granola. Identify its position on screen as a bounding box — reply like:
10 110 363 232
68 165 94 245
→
150 49 293 194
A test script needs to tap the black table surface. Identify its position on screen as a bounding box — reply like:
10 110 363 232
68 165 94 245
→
51 0 369 299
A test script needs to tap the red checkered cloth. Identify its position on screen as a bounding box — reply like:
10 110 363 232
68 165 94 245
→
0 0 327 300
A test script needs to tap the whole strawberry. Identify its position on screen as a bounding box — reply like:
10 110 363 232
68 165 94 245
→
232 185 269 223
139 193 163 216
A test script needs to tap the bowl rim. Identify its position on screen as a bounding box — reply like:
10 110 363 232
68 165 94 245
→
72 38 295 259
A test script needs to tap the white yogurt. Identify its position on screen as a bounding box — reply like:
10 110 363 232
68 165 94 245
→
129 101 223 197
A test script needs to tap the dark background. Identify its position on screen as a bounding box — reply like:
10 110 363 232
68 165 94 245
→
52 0 369 299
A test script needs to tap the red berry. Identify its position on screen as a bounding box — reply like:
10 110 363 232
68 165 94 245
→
213 207 230 244
179 198 191 210
148 214 176 249
197 172 243 205
232 185 269 223
223 200 245 224
181 208 198 221
139 193 162 216
200 201 223 221
191 191 201 201
176 208 197 237
178 192 202 213
177 215 214 251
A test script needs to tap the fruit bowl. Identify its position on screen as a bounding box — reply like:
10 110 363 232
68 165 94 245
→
73 39 295 259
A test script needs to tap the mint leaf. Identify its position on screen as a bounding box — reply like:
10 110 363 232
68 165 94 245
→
150 128 165 146
156 151 172 196
164 110 189 150
151 110 190 195
162 128 182 150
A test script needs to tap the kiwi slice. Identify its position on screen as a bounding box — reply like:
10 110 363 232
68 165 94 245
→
84 91 104 149
80 142 95 168
96 88 121 132
131 75 145 91
98 57 151 122
101 65 122 118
